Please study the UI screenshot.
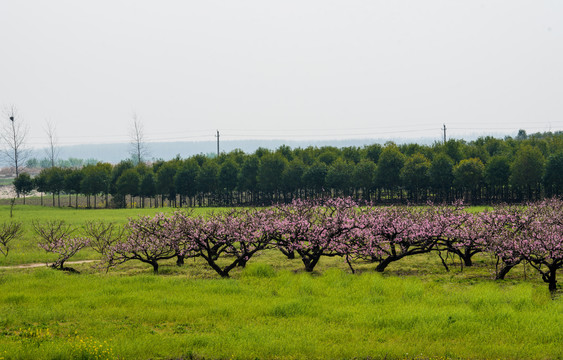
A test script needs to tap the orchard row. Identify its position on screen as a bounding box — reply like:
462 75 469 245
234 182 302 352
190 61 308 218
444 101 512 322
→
3 198 562 292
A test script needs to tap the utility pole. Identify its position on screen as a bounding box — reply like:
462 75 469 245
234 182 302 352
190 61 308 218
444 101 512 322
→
442 124 447 144
9 113 17 177
215 130 220 157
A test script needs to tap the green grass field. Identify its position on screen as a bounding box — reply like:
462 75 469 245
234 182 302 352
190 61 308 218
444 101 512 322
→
0 178 13 186
1 205 562 360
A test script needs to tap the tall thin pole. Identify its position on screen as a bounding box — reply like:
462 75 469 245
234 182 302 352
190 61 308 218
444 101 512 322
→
216 130 220 157
9 111 19 178
442 124 447 144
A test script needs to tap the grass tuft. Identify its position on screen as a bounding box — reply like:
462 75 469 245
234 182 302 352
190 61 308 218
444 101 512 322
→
240 263 276 278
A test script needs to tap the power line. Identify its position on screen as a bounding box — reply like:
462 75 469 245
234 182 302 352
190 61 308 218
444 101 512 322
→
24 123 562 147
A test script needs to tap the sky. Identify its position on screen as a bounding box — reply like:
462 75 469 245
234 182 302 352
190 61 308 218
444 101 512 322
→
1 1 562 149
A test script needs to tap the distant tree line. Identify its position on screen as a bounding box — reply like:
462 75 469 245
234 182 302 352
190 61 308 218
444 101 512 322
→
25 157 99 169
12 130 563 208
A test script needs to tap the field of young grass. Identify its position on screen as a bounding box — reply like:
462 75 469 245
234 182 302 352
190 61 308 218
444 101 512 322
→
0 205 217 266
1 205 562 360
0 193 183 208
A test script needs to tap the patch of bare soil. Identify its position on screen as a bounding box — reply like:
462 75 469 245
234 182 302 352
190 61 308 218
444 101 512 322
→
0 184 43 199
0 185 17 199
0 260 97 269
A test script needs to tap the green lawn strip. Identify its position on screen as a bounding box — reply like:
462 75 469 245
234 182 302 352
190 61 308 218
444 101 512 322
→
0 205 226 266
1 268 561 360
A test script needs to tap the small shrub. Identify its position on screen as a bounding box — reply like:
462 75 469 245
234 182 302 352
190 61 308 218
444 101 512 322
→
0 221 23 257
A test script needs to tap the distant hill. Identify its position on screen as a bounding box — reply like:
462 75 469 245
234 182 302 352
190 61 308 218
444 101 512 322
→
22 137 443 165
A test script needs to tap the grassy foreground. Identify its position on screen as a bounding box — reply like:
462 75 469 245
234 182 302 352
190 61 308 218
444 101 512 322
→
1 205 562 359
1 266 562 360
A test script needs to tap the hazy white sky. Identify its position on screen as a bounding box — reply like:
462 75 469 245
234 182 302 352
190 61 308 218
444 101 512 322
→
1 1 562 148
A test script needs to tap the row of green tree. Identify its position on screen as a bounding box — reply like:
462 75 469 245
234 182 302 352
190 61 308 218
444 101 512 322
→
25 157 99 169
13 130 563 208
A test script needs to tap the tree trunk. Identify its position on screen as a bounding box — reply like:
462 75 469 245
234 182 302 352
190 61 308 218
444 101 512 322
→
496 261 519 280
456 248 475 267
463 256 473 267
279 248 295 259
300 254 320 272
541 267 557 292
176 255 184 267
202 255 230 278
375 257 396 272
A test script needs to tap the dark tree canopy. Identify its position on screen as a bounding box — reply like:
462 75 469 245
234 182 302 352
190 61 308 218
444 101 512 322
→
19 130 563 207
544 151 563 196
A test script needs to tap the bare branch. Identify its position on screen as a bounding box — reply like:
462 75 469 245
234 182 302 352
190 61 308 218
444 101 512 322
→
0 221 23 257
129 113 149 165
44 120 59 168
33 220 89 270
82 220 125 256
1 106 29 178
